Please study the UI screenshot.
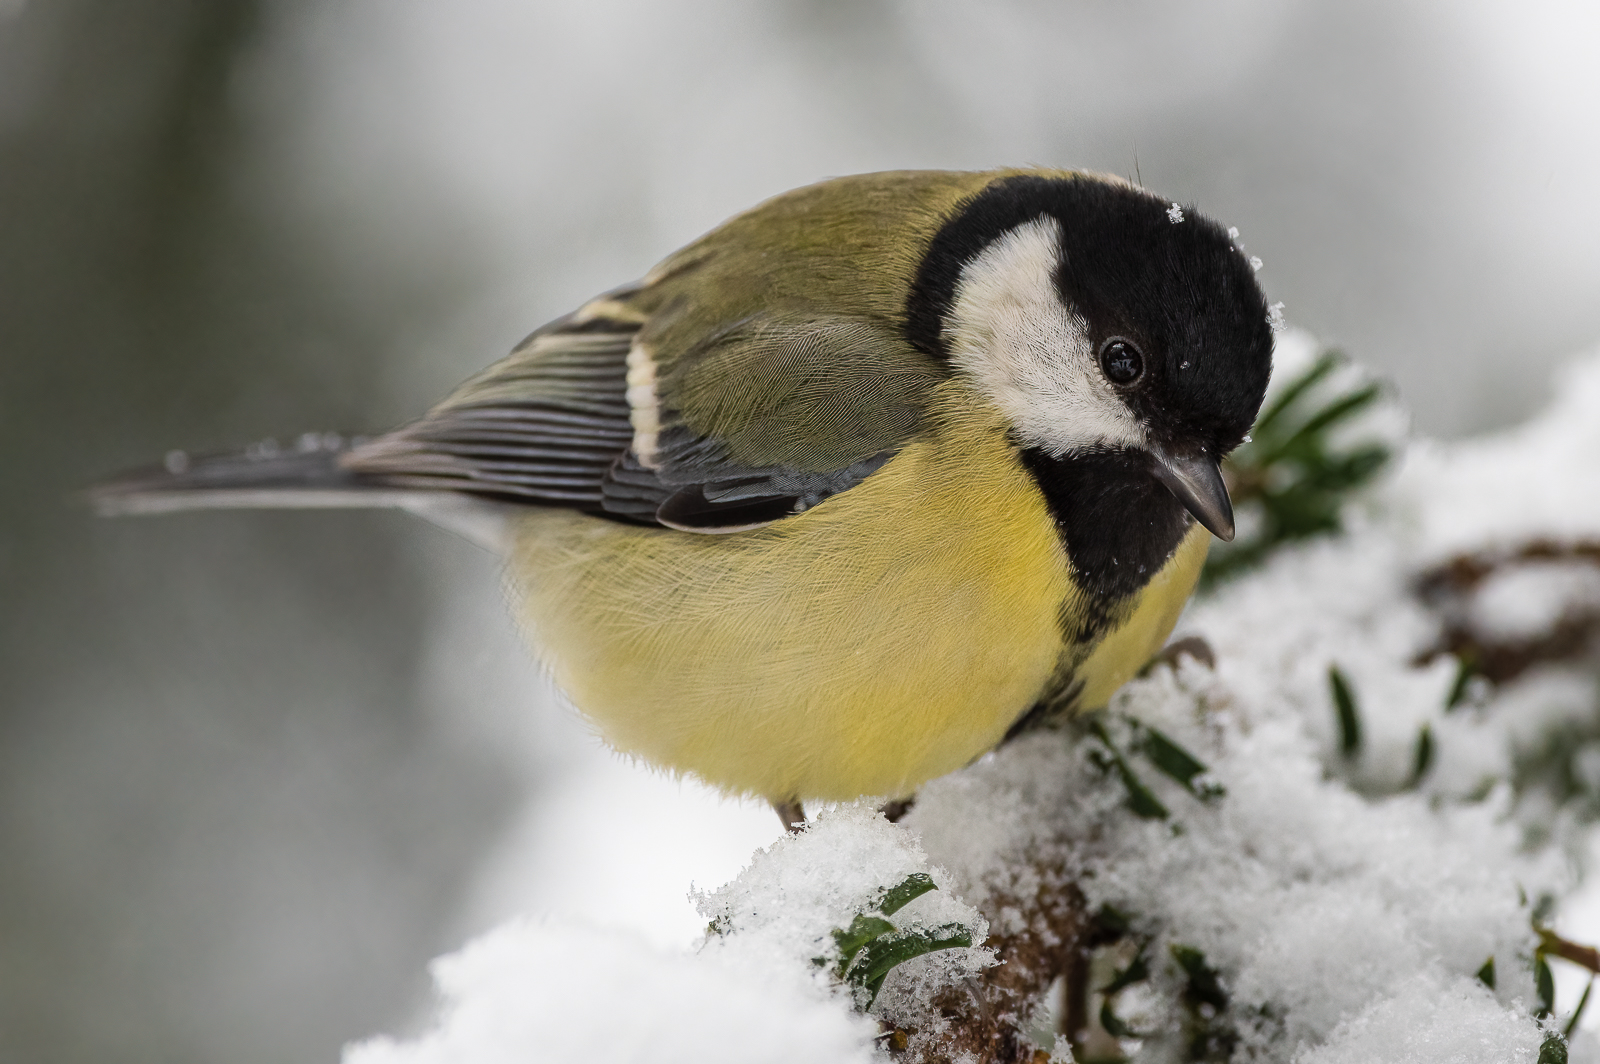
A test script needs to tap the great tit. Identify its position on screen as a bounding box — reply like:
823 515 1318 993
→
97 168 1273 824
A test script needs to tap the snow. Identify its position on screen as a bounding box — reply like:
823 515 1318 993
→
344 917 880 1064
453 733 779 952
1391 352 1600 564
1468 561 1600 642
347 811 990 1064
694 807 993 1019
907 671 1546 1059
1294 974 1538 1064
352 338 1600 1063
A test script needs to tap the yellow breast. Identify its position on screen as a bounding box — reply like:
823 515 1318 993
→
507 388 1208 802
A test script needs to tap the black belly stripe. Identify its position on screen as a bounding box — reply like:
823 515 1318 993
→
1018 446 1193 639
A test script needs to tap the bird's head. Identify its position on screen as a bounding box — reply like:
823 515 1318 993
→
907 173 1273 542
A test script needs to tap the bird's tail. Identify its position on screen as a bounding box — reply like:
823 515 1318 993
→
91 433 402 514
90 433 512 552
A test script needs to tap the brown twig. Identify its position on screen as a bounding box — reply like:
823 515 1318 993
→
1541 928 1600 974
1414 540 1600 685
886 871 1093 1063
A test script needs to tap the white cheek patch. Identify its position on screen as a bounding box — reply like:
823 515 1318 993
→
943 216 1147 457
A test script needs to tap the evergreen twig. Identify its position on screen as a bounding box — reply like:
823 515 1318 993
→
1204 351 1391 586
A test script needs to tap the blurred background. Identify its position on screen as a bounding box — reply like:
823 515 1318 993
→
2 1 1598 1060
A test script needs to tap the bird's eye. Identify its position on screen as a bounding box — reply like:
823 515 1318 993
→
1099 338 1144 386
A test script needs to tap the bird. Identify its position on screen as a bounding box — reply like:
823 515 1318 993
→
95 168 1273 829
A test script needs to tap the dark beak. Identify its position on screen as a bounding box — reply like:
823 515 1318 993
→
1149 447 1235 541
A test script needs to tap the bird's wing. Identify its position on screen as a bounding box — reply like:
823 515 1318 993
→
342 306 641 510
343 293 945 531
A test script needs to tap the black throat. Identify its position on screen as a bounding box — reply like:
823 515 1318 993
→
1018 447 1194 626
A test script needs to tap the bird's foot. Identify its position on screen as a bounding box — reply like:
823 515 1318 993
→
772 799 806 832
878 796 916 823
1143 634 1216 675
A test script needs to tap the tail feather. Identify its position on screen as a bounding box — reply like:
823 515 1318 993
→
90 435 513 553
91 435 403 515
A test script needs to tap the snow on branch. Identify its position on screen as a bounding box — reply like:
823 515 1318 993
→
349 334 1600 1063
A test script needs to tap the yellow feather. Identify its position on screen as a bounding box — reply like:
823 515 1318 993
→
508 382 1207 802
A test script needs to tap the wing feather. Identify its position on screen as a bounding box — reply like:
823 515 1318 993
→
343 273 946 528
343 321 636 506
